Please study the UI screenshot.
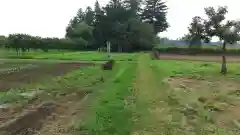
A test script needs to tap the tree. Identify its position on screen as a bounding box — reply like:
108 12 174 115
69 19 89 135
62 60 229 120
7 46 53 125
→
127 18 155 51
124 0 142 17
204 6 240 74
65 7 95 49
65 16 80 38
141 0 169 34
94 0 102 15
179 34 191 42
76 8 85 23
64 0 158 52
84 6 95 26
67 23 93 48
0 35 7 47
65 8 86 38
186 16 206 47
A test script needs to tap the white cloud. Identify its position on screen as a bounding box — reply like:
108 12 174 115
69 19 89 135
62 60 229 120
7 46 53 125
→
0 0 239 39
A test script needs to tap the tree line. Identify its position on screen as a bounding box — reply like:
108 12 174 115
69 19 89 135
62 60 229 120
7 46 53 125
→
0 0 169 52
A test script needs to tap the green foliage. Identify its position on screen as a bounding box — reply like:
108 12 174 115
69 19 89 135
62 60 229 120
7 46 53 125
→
5 34 88 53
186 16 206 47
84 7 95 26
65 0 168 52
66 23 93 44
204 6 240 44
0 35 7 47
141 0 169 34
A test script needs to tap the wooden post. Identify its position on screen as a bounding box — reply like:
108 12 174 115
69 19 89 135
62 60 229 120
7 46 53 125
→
107 41 111 58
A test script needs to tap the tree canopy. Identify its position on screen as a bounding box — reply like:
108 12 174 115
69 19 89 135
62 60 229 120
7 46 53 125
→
3 0 169 52
184 6 240 74
65 0 169 52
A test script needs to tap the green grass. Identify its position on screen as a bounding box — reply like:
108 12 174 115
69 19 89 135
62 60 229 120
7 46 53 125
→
1 49 138 61
132 54 240 135
80 61 137 135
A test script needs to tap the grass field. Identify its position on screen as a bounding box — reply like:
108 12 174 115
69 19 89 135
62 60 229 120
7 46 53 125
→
0 49 137 61
0 51 240 135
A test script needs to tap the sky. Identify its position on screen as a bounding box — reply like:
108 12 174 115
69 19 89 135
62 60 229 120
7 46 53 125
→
0 0 239 39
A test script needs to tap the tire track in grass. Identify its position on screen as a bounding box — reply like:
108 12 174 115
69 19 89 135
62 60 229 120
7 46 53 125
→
81 62 137 135
132 54 182 135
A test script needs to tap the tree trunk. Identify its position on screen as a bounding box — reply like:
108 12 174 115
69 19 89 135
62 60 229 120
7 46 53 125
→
220 41 227 74
118 44 122 52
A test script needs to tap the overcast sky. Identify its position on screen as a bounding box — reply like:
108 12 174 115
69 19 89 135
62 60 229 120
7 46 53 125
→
0 0 239 39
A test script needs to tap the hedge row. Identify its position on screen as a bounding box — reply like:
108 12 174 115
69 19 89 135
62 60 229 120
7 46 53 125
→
156 47 240 55
1 34 89 52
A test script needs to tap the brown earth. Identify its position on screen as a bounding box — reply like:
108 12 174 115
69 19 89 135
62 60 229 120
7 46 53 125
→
158 54 240 62
0 62 95 92
0 90 90 135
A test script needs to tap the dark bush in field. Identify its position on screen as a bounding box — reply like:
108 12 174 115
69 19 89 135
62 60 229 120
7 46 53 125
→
156 47 240 55
102 60 115 70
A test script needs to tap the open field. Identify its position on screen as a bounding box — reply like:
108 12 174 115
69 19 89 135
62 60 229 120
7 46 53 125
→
0 49 137 61
0 52 240 135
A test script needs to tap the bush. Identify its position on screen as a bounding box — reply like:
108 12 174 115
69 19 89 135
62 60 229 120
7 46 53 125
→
5 34 88 52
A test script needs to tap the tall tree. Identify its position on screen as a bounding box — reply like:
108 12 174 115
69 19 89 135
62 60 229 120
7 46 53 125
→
124 0 142 17
76 8 85 23
204 6 240 74
186 16 206 47
65 16 79 38
84 6 95 26
0 35 7 47
141 0 169 34
94 0 102 15
65 8 86 38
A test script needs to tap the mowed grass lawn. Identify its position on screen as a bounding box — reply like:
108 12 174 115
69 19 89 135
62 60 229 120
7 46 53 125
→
78 53 240 135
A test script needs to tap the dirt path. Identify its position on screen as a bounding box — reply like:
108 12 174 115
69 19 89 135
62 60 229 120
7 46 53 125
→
158 54 240 62
0 62 94 92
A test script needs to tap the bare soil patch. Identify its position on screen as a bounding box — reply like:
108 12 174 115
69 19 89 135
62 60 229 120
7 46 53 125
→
0 101 56 135
215 105 240 128
0 62 94 92
158 54 240 62
0 90 90 135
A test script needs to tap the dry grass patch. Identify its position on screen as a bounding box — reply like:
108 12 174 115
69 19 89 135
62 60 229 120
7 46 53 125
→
165 76 240 133
165 76 240 91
